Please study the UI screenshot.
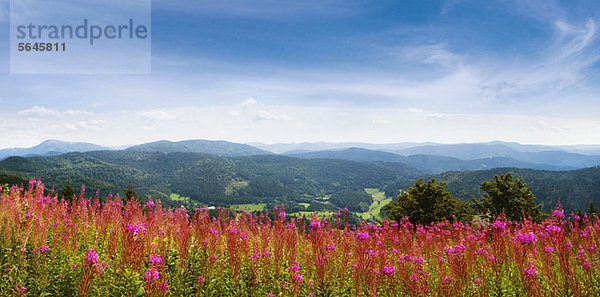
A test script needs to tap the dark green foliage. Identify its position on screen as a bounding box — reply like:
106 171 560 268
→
306 201 339 212
125 183 138 201
472 172 544 222
588 201 597 215
329 190 373 212
61 180 75 201
425 167 600 214
125 139 271 156
383 178 472 225
0 151 422 211
0 173 28 187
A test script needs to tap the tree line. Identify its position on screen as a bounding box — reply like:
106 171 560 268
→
382 172 590 225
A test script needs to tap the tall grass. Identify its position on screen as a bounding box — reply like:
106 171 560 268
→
0 180 598 296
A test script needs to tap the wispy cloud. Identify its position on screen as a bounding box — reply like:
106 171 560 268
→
479 19 599 103
18 106 90 117
441 0 465 15
1 1 599 147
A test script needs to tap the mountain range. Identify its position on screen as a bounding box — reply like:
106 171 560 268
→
2 139 600 173
0 147 598 214
0 140 109 160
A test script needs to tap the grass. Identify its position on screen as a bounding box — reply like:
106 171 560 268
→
224 180 249 195
296 211 337 217
298 203 310 209
169 193 190 202
359 188 393 221
230 203 266 212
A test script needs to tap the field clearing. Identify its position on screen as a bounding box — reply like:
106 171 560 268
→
230 203 266 212
298 202 310 209
358 188 392 220
224 180 249 195
169 193 190 202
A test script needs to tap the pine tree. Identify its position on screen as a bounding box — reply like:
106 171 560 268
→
588 201 597 216
125 183 138 201
61 180 75 202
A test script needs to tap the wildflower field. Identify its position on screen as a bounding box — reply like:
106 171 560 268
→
1 180 599 296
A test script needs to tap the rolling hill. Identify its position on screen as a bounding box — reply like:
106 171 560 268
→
286 147 573 172
126 139 272 157
0 140 109 160
0 151 423 210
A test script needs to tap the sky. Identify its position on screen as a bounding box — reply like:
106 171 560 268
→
0 0 600 148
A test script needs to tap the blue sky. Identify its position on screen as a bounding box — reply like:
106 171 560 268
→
0 0 599 148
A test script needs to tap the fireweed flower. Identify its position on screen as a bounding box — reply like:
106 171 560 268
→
524 266 537 278
126 223 147 237
292 274 303 283
357 231 369 240
197 276 205 284
553 209 565 219
289 263 300 272
84 249 99 265
149 255 162 265
383 266 396 275
516 232 537 245
144 267 160 281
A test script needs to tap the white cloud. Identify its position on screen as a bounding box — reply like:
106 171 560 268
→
241 97 258 108
17 106 90 117
529 121 567 134
370 119 390 125
253 110 291 121
407 108 424 113
2 102 599 149
441 0 465 15
479 19 599 102
397 44 464 68
407 108 446 119
135 110 177 121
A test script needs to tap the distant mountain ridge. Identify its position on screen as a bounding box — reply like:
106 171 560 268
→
393 143 600 168
0 140 109 161
2 139 600 172
125 139 272 157
286 147 574 173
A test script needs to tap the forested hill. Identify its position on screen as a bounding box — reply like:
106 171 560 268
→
287 147 573 172
0 151 424 209
125 139 272 156
1 150 599 214
384 166 600 213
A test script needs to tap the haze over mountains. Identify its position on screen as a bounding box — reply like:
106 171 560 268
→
1 139 600 172
0 140 109 160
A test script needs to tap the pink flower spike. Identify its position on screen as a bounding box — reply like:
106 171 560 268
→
292 274 303 283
